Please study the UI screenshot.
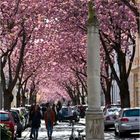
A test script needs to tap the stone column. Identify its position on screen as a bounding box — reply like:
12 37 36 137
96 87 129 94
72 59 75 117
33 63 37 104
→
86 1 104 140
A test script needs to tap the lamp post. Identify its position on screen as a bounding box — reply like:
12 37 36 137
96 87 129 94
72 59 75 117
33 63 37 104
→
86 1 104 139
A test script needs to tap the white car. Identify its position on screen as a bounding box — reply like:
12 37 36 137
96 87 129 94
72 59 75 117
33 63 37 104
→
104 107 121 130
114 107 140 137
11 107 26 129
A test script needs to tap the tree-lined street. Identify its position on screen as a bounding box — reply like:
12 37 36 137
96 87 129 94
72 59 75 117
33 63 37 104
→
0 0 139 110
0 0 140 140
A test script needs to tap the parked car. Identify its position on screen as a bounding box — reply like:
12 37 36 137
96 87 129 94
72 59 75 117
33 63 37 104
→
9 110 23 138
11 108 26 129
18 107 29 127
104 107 121 130
58 106 79 122
114 107 140 137
103 104 121 112
25 104 31 112
71 106 80 116
0 110 17 140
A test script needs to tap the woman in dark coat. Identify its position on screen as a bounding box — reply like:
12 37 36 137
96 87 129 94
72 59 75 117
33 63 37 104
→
31 105 42 140
29 104 35 139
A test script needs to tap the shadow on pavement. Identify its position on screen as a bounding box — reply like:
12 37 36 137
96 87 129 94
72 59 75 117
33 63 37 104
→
105 128 140 139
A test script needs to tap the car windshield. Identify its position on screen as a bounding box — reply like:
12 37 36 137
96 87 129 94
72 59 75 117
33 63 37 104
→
105 108 120 115
123 109 140 117
11 109 19 114
62 108 68 115
0 113 9 121
10 111 18 118
108 108 119 112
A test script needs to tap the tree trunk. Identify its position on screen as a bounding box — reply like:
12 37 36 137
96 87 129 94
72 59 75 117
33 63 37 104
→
22 94 26 107
77 93 80 105
72 95 77 105
34 93 37 105
118 53 130 108
104 90 111 106
119 80 130 108
73 99 77 105
81 95 85 105
29 92 33 105
105 82 111 106
16 91 21 107
4 90 13 110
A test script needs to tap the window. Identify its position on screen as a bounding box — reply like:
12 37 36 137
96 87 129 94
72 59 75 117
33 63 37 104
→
0 113 9 121
134 74 138 82
123 109 140 117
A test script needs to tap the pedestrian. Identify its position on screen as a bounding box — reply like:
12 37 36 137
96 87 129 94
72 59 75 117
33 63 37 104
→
31 105 42 140
56 101 62 122
52 103 57 125
44 103 55 140
56 101 62 113
29 104 35 139
67 102 73 125
42 104 47 119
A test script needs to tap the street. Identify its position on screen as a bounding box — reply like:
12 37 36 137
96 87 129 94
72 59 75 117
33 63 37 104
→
18 120 85 140
17 119 140 140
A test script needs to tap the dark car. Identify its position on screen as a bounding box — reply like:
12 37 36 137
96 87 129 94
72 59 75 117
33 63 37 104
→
77 105 88 118
0 110 17 140
10 110 23 138
58 106 79 122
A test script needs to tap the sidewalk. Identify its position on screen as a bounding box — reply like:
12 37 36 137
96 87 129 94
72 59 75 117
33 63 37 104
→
20 119 140 140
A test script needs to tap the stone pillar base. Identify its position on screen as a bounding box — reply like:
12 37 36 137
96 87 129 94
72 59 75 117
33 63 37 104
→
86 108 104 140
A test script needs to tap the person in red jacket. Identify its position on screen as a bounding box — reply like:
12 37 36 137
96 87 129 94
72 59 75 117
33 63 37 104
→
44 103 55 140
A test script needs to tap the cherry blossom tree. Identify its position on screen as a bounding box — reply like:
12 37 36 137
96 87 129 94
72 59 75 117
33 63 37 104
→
0 0 49 109
120 0 139 33
95 0 137 107
45 0 138 107
0 0 138 109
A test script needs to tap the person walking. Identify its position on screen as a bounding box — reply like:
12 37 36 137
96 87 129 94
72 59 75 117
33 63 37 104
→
67 103 73 125
29 104 35 139
31 105 42 140
42 104 47 119
52 103 57 125
44 103 55 140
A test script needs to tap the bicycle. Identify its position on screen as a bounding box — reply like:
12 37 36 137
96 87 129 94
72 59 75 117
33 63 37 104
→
69 120 85 140
75 129 85 140
69 120 76 140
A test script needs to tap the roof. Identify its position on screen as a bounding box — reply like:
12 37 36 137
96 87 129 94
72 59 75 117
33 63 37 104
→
0 110 9 113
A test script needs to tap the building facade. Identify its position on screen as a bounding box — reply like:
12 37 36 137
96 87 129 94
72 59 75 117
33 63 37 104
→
130 33 140 107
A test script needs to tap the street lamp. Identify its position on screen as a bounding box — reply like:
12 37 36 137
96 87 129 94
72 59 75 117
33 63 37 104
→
86 1 104 139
